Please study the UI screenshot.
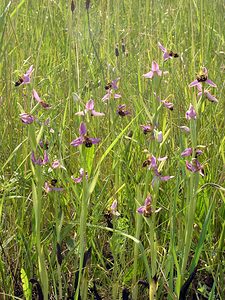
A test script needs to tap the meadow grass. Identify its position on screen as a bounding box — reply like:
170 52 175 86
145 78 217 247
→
0 0 224 299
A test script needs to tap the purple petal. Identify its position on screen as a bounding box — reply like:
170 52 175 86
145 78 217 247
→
20 113 35 124
205 79 217 87
185 104 197 120
154 131 163 143
150 155 157 167
205 91 218 103
137 206 145 214
111 78 120 90
111 200 117 210
52 187 64 192
143 71 153 78
181 148 193 157
79 122 87 135
86 99 94 110
160 175 174 181
71 175 83 183
89 138 100 144
43 151 49 164
44 182 52 193
79 168 85 176
25 65 33 76
33 89 41 102
91 110 105 117
163 53 171 61
144 195 152 206
195 149 203 156
52 160 61 169
161 100 174 110
156 70 162 76
185 161 195 172
196 83 202 91
22 65 33 84
202 67 208 75
189 80 199 87
152 61 159 72
158 42 166 53
102 91 111 101
31 152 36 164
114 93 121 99
70 137 84 147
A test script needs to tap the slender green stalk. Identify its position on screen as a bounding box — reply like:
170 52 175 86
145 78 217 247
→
132 188 143 300
181 118 199 277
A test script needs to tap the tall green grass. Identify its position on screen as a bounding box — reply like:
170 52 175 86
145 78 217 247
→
0 0 224 299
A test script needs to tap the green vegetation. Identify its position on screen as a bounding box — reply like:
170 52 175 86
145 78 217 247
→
0 0 224 299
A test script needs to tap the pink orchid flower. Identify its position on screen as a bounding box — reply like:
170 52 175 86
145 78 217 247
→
31 151 49 166
189 67 217 88
185 104 197 120
71 168 88 183
158 42 179 61
33 89 51 109
15 65 33 86
196 83 218 103
70 122 100 147
20 113 35 124
75 99 105 116
143 61 167 79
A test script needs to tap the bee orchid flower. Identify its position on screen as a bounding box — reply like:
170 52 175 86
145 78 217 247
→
189 67 217 88
70 122 100 147
154 93 174 110
32 89 51 109
110 200 120 216
116 104 131 117
143 61 168 79
185 104 197 120
158 42 179 61
140 124 153 135
20 113 35 124
44 181 64 193
186 159 204 176
71 168 88 183
102 90 121 102
137 195 153 217
143 155 174 181
75 99 105 116
196 83 218 103
181 148 203 157
31 150 49 166
15 65 33 86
